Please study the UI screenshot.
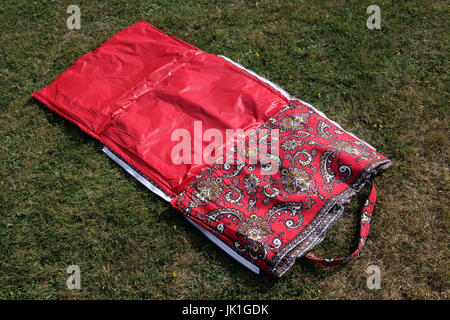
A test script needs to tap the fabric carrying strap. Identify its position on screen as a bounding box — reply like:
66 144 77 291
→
304 181 377 266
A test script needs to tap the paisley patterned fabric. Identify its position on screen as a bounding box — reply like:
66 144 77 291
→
172 99 392 277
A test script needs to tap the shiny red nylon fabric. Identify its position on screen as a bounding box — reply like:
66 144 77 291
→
32 21 289 197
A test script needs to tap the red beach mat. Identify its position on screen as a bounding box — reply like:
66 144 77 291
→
32 21 392 277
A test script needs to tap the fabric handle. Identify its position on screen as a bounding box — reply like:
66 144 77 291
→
304 181 377 267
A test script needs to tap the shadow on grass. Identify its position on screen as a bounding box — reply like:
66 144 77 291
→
30 98 94 145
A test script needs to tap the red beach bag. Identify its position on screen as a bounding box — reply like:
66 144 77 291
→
32 21 392 277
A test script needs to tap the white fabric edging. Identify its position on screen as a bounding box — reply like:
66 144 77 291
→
219 55 377 151
219 55 293 100
102 146 260 275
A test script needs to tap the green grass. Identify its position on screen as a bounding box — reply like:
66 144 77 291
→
0 0 448 299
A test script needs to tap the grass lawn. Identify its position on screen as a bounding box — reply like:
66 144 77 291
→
0 0 448 299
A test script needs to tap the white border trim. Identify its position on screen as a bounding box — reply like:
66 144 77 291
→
219 55 293 100
102 146 260 274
